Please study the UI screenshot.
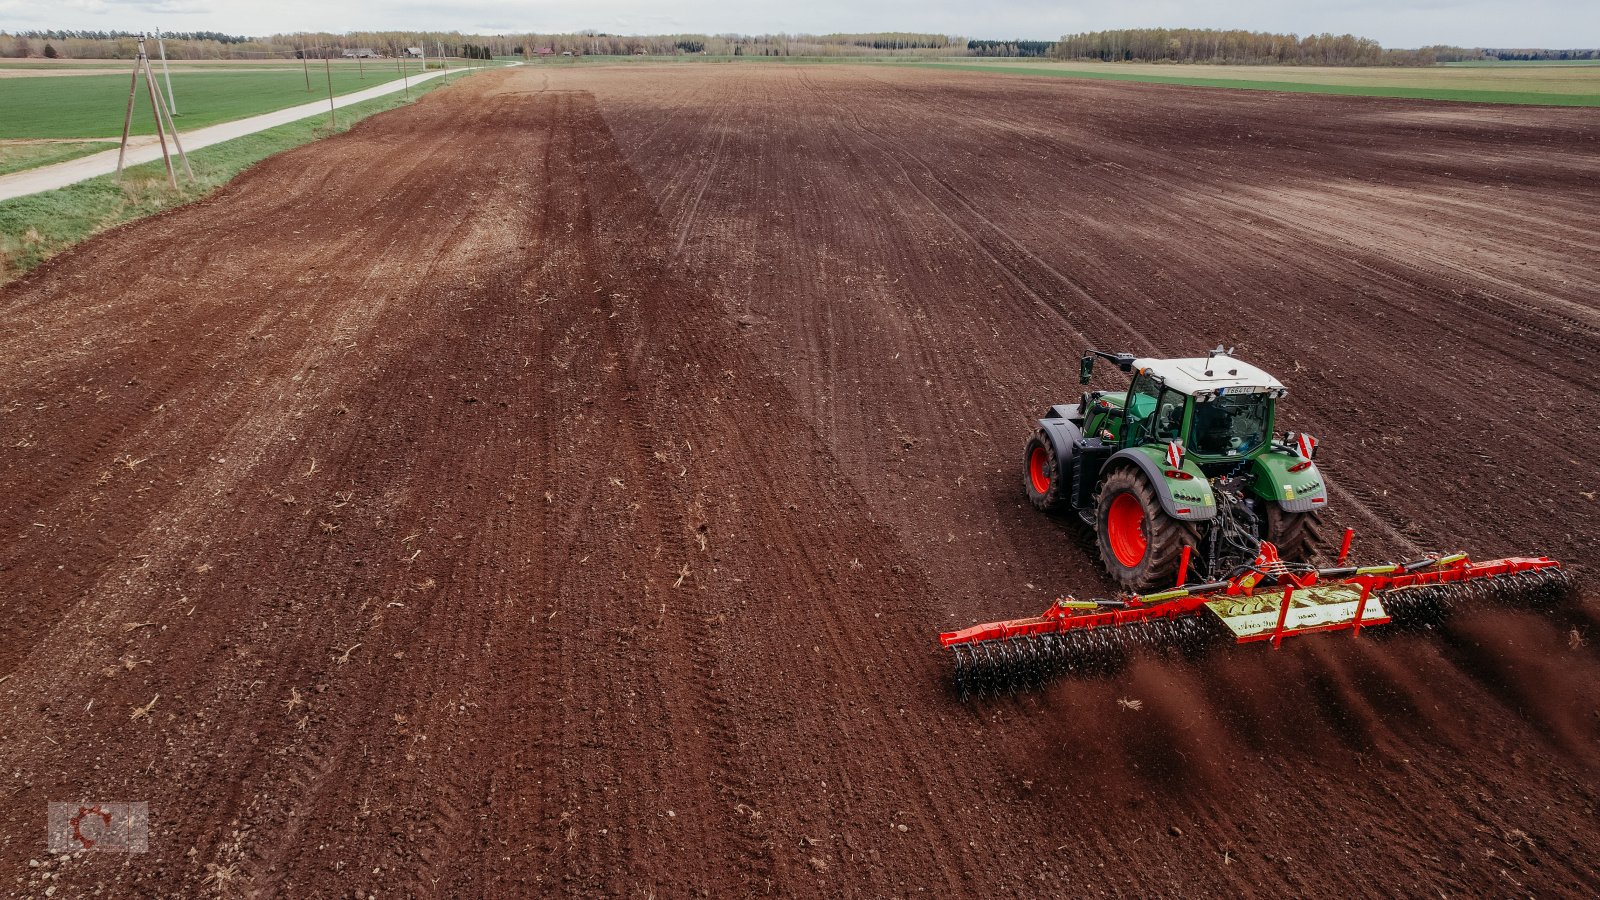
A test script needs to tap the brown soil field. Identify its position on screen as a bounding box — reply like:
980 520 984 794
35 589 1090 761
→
2 64 1599 897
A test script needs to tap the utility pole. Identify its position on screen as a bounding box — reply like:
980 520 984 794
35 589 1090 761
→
397 50 409 97
117 35 190 188
156 28 177 115
323 53 336 129
300 36 311 91
143 44 192 182
141 44 177 189
116 45 141 177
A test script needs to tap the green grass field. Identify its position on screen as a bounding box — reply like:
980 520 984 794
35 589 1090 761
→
0 72 460 281
1441 59 1600 67
906 59 1600 106
0 64 425 139
0 61 309 71
0 141 110 177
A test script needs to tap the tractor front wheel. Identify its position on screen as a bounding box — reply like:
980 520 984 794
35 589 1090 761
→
1022 431 1068 512
1095 467 1198 593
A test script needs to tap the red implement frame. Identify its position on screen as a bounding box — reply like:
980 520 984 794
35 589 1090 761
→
939 548 1563 649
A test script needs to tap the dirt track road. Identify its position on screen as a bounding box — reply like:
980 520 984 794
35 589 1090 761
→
2 65 1599 897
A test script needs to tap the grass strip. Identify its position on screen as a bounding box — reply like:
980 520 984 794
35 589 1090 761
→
0 141 112 177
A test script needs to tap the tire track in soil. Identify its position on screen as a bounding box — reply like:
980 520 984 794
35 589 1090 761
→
788 68 1422 573
572 62 1600 897
161 91 555 895
811 69 1576 562
792 70 1150 353
480 80 1049 890
0 95 499 682
469 85 991 897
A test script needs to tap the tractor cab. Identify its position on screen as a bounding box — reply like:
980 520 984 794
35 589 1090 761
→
1119 356 1285 464
1071 352 1283 464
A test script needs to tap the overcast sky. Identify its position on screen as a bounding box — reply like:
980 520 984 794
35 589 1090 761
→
4 0 1596 48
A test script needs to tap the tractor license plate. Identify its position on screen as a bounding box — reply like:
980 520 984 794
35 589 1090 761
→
1204 584 1389 640
1217 385 1264 396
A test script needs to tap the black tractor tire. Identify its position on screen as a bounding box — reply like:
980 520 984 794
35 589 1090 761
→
1262 504 1326 564
1022 430 1069 513
1094 466 1200 594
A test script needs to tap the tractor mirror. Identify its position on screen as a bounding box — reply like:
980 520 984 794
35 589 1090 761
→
1078 354 1094 385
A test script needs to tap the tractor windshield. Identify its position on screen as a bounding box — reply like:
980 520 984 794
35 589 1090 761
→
1190 391 1272 456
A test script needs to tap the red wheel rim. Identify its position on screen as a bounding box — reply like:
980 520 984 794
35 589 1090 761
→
1106 492 1148 567
1028 446 1051 495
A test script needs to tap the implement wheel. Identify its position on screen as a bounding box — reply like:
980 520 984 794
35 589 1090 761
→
1095 466 1198 593
1263 505 1326 564
1022 431 1068 513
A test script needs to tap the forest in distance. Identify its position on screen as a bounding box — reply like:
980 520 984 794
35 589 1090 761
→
3 26 1596 65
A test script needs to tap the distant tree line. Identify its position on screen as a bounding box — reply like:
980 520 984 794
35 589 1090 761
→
1414 45 1600 63
3 27 1594 65
13 29 251 43
1054 28 1391 65
1480 47 1599 60
968 39 1054 58
0 30 970 60
846 34 952 50
1046 28 1593 66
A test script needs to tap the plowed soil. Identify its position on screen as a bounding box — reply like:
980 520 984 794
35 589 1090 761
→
3 64 1599 897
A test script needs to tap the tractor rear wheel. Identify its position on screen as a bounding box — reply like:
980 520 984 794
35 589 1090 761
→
1022 431 1068 512
1262 505 1326 563
1095 467 1198 593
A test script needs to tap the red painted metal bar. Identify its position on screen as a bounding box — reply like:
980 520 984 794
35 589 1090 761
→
938 555 1562 649
1337 528 1355 565
1176 546 1191 588
1351 581 1373 639
1270 584 1295 648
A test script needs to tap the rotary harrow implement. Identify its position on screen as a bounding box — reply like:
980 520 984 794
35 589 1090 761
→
942 536 1572 701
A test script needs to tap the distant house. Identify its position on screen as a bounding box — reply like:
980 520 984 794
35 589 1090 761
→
536 47 554 57
405 47 424 58
342 48 379 59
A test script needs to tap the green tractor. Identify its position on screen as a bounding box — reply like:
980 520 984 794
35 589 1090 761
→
1023 347 1327 593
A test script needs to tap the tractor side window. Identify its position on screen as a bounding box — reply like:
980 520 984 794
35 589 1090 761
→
1123 373 1160 446
1152 389 1185 442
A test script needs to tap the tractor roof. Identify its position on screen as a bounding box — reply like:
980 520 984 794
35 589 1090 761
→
1135 354 1283 396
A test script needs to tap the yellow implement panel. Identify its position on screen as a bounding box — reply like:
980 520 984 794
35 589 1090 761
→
1205 583 1389 640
